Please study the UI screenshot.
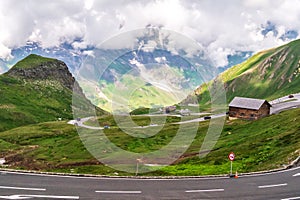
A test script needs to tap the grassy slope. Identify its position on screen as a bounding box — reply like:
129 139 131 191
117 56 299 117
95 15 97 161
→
0 54 72 131
12 54 57 69
0 54 107 132
0 108 299 176
0 122 96 170
94 73 185 112
162 108 300 175
0 75 73 132
192 39 300 106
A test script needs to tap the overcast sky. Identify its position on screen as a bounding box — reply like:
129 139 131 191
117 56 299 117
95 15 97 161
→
0 0 300 67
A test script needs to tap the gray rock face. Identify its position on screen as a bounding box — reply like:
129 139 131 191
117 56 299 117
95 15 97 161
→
6 60 75 91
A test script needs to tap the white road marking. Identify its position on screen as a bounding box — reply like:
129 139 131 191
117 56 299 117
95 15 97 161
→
0 194 79 199
0 186 45 191
0 170 228 180
95 190 142 194
281 197 300 200
293 173 300 177
0 195 27 199
258 183 287 189
241 166 300 178
185 188 224 193
0 166 300 181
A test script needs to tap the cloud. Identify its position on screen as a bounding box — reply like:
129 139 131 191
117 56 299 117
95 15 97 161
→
0 0 300 67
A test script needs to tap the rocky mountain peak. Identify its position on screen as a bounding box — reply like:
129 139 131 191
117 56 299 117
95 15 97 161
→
6 54 75 90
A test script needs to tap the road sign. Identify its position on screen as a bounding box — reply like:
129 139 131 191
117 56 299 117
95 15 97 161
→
228 152 235 161
228 152 235 176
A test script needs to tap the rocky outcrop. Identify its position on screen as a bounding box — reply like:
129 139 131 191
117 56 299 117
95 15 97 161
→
7 60 75 91
4 54 108 117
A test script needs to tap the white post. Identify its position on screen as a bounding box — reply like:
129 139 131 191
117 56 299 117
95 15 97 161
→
230 161 233 175
135 161 139 176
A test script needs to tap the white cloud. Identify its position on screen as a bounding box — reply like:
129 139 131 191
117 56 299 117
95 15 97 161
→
243 0 273 8
207 47 235 67
82 50 95 57
0 0 299 65
155 56 166 63
0 43 12 60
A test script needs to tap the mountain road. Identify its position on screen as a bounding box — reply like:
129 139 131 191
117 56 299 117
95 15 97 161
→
0 166 299 199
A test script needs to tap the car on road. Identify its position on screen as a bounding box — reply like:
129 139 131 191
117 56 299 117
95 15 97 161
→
204 116 211 120
288 94 294 98
104 125 110 129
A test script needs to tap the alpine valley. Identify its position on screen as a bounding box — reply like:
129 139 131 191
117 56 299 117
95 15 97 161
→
0 40 299 176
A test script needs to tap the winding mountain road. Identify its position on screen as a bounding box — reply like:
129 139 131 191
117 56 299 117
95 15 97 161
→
270 93 300 114
69 93 300 129
0 166 299 199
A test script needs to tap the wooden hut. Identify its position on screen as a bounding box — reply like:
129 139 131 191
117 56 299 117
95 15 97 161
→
228 97 271 120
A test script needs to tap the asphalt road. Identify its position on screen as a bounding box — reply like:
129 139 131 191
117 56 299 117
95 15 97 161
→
68 117 103 130
0 166 299 199
270 93 300 114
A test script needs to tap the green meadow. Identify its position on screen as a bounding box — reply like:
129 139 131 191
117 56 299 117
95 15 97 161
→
0 108 299 176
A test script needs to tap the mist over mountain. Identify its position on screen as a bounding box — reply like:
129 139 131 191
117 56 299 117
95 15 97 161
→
73 28 253 112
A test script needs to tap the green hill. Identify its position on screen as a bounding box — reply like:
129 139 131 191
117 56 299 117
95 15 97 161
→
184 39 300 106
11 54 57 70
0 54 107 132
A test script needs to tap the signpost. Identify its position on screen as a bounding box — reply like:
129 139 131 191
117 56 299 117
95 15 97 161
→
136 158 142 176
228 152 235 176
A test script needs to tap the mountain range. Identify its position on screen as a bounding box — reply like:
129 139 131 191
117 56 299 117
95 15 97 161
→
0 38 299 126
0 37 251 112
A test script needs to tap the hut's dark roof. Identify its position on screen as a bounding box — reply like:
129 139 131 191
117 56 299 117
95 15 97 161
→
229 97 271 110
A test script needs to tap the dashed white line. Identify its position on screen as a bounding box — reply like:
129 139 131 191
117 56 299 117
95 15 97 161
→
185 188 224 193
0 185 46 191
0 194 79 199
95 190 142 194
258 183 287 189
293 173 300 177
242 166 300 178
281 197 300 200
